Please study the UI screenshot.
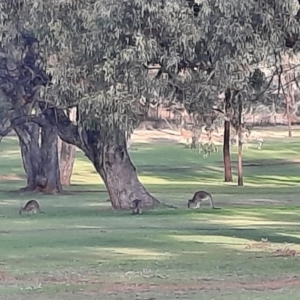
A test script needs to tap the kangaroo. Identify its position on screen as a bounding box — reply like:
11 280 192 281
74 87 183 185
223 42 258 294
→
19 200 45 215
180 127 194 145
230 127 251 148
187 191 219 209
180 127 202 149
131 199 142 215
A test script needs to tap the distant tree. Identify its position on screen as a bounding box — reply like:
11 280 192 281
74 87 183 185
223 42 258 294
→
278 55 300 137
223 89 233 182
0 0 299 202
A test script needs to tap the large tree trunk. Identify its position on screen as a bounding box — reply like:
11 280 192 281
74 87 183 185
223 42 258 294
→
223 121 233 182
72 129 157 210
58 138 76 186
40 125 62 193
15 123 42 191
15 122 62 193
223 89 233 182
48 108 158 210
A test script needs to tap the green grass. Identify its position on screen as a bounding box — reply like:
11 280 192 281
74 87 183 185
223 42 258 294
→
1 132 300 299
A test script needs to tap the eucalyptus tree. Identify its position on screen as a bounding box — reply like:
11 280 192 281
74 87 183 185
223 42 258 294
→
185 0 300 186
0 0 299 206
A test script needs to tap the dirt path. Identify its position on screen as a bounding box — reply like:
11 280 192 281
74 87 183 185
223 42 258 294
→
96 277 300 293
2 270 300 293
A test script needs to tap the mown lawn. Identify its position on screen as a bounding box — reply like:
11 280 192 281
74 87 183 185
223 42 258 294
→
1 131 300 299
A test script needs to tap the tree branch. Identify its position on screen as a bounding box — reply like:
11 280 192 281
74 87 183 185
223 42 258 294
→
11 114 47 127
0 125 13 139
42 107 93 155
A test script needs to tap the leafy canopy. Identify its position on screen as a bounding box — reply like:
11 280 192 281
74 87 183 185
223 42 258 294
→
0 0 299 131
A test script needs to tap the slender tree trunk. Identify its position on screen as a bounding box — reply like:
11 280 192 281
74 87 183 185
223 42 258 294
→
58 139 76 186
237 128 243 186
223 89 233 182
15 122 62 193
76 129 158 209
286 96 292 137
272 101 277 126
40 124 62 193
223 121 233 182
237 96 244 187
57 107 77 186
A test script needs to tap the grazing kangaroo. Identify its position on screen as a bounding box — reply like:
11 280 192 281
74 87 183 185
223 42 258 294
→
187 191 219 209
180 127 194 145
131 199 142 215
19 200 45 215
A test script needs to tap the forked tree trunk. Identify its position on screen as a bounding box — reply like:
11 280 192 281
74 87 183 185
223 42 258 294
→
83 130 158 209
49 107 158 210
223 89 233 182
15 122 62 193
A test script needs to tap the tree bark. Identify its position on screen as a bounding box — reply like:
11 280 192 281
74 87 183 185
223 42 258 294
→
85 130 158 209
57 107 77 186
272 100 277 126
237 96 244 187
237 127 243 186
15 123 42 191
286 95 292 137
223 89 233 182
223 121 233 182
40 124 62 193
126 136 132 151
15 122 62 193
58 138 76 186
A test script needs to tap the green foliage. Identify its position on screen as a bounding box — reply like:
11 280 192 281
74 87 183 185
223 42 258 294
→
0 0 299 131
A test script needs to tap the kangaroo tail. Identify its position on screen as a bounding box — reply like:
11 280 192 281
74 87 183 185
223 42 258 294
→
210 196 221 209
158 202 179 209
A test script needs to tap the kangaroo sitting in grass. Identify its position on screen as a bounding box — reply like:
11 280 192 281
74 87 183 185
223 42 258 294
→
19 200 45 215
131 199 142 215
187 191 219 209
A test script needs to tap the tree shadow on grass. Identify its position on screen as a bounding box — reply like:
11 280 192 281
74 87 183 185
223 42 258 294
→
18 205 300 246
12 214 300 261
180 227 300 245
2 138 300 192
5 204 300 278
